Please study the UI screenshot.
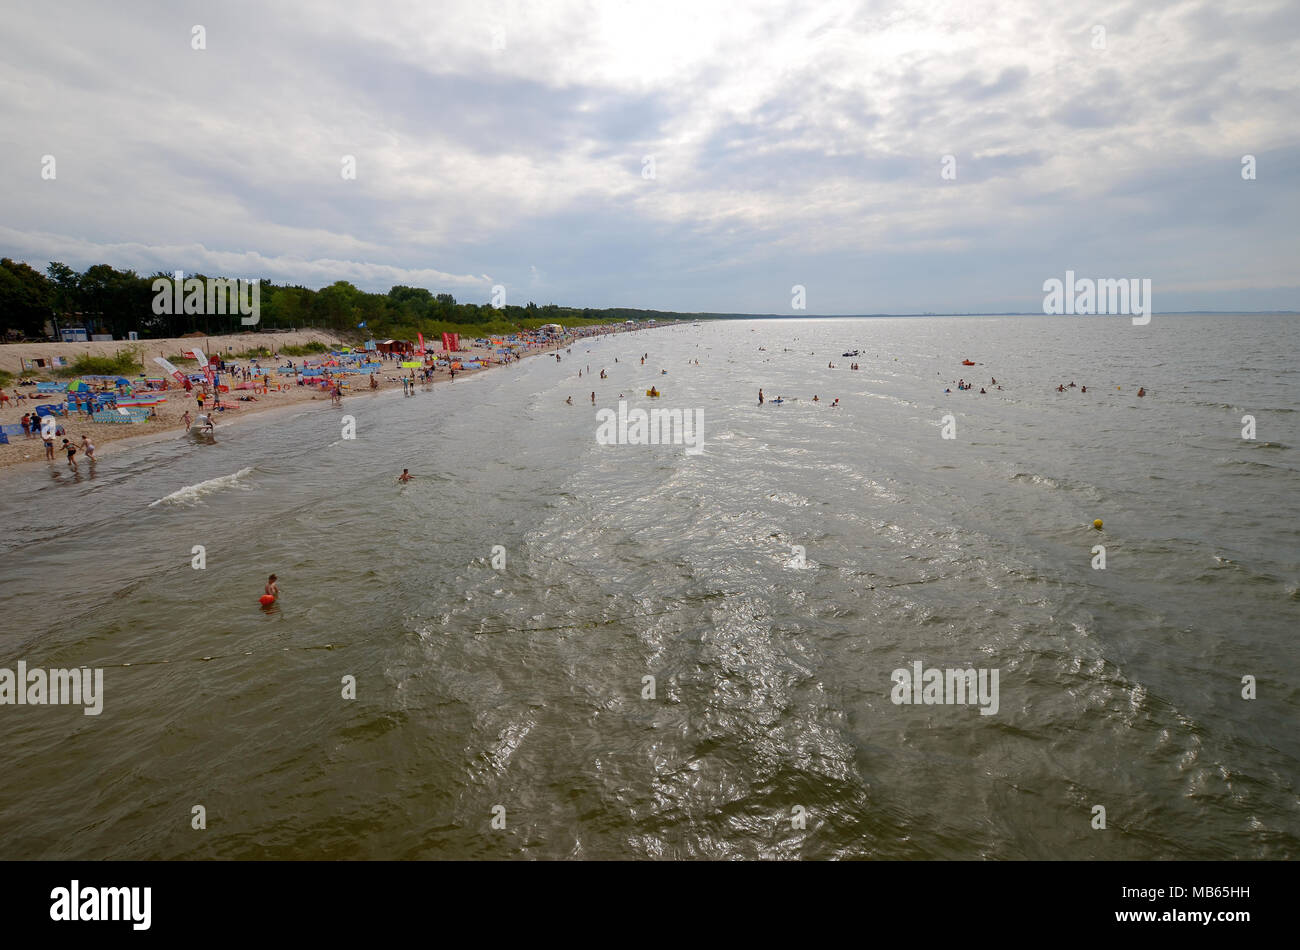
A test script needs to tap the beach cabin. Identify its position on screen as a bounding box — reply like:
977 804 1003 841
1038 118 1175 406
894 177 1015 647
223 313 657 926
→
374 339 415 355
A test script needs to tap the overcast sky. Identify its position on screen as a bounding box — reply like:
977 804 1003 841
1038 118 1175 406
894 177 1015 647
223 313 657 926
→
1 0 1296 313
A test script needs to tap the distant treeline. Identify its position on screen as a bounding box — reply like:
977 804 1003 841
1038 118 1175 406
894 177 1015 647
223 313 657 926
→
0 259 720 341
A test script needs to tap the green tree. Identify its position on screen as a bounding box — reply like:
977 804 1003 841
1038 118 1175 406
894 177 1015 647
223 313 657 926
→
0 258 54 337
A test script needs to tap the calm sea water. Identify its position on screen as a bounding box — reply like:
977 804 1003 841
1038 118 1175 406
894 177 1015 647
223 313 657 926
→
0 314 1296 860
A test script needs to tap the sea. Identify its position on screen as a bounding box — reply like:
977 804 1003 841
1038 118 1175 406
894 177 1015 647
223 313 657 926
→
0 313 1296 859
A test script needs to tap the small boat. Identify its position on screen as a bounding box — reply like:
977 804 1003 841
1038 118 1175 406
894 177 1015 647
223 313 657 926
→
961 359 976 366
770 397 784 405
842 350 859 357
645 389 661 398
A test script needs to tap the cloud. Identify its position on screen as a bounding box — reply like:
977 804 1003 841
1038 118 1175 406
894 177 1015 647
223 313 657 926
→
0 0 1295 312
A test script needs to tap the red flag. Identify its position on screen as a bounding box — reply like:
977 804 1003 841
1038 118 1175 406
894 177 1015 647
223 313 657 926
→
418 332 425 357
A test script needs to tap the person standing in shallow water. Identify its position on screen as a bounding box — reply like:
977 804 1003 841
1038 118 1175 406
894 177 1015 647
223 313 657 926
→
758 389 764 405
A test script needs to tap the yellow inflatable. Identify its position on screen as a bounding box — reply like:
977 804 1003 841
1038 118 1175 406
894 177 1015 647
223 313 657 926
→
645 389 661 397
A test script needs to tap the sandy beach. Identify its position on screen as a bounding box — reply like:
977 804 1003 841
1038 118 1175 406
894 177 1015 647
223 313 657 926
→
0 329 566 473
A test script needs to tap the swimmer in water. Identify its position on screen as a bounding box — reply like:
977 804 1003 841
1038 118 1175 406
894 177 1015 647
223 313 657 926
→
1137 387 1146 397
813 395 819 402
566 396 573 404
832 398 839 407
398 469 413 482
591 391 596 404
758 388 764 405
266 574 279 598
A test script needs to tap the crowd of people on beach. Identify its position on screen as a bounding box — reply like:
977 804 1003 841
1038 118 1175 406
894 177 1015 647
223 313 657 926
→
12 415 98 468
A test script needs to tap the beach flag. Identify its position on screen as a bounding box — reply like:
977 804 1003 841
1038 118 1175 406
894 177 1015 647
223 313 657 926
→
191 347 215 388
153 356 187 386
418 332 426 356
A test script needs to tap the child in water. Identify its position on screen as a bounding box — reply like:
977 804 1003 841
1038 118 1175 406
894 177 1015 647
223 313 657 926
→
265 575 279 598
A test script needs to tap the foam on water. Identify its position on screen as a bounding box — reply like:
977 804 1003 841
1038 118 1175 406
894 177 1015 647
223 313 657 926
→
148 466 255 507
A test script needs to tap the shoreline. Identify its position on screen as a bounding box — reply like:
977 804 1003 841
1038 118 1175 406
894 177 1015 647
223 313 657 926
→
0 325 651 479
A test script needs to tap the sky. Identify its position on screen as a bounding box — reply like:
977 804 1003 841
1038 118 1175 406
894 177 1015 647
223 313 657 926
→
1 0 1297 314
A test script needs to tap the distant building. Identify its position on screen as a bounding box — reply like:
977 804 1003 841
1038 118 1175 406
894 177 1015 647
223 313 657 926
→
60 327 89 342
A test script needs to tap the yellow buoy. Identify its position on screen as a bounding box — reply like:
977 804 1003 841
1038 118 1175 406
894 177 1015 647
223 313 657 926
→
1093 519 1103 530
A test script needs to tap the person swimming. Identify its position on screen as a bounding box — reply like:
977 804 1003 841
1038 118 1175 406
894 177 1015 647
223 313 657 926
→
979 387 986 394
813 395 819 402
1137 387 1146 397
398 469 413 482
565 396 573 404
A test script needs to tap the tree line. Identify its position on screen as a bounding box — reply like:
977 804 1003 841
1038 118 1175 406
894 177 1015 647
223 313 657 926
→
0 259 703 341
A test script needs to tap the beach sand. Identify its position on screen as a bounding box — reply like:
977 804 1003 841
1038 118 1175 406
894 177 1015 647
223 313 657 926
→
0 331 540 473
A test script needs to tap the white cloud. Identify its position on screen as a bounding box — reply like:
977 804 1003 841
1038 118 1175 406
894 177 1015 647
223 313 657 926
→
0 0 1296 310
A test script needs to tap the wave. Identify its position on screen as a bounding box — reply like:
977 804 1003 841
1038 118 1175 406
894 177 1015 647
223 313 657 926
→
1009 471 1102 500
148 467 254 507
